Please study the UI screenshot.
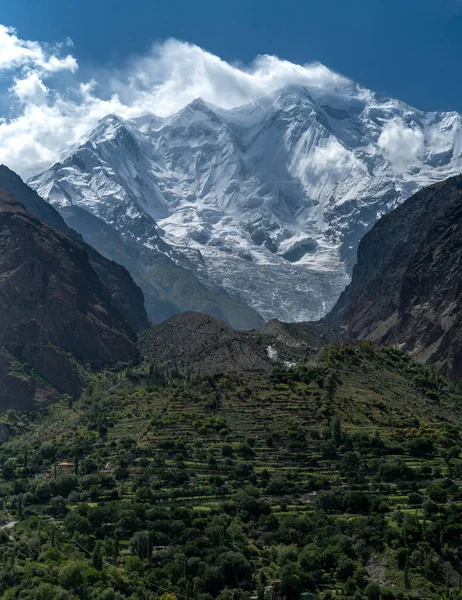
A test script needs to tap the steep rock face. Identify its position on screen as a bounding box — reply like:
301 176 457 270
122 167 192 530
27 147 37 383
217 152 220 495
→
327 176 462 380
0 166 149 332
29 83 462 321
0 164 68 230
0 347 59 411
0 190 140 402
261 318 345 349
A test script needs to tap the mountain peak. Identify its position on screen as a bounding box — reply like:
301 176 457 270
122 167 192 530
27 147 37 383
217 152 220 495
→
0 189 27 214
276 83 313 97
88 113 133 144
189 97 209 109
270 84 317 109
188 97 220 113
96 113 124 126
29 81 462 323
169 96 223 126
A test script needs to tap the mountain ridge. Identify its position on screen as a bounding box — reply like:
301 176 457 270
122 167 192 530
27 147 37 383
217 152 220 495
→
0 188 140 407
29 82 462 321
139 310 345 374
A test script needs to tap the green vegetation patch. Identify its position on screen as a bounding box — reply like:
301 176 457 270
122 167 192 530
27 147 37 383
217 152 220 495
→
0 343 461 599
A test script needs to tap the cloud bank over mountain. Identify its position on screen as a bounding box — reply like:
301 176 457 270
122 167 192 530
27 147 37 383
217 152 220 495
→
0 25 367 177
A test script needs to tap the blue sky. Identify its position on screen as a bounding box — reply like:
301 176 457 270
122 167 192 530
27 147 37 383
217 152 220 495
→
3 0 462 112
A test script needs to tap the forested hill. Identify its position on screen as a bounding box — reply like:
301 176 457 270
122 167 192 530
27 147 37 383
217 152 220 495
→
0 343 462 599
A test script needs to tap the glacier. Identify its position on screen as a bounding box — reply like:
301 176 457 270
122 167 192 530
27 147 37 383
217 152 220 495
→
28 80 462 322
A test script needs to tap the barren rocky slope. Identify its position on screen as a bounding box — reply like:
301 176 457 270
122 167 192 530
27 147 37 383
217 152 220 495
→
0 190 140 405
0 165 150 333
139 311 344 374
328 176 462 380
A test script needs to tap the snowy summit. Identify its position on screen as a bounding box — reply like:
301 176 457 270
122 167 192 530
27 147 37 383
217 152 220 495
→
29 78 462 321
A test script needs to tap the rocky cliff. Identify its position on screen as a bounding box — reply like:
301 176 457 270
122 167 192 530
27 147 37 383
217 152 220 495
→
0 165 150 332
0 190 140 405
328 176 462 380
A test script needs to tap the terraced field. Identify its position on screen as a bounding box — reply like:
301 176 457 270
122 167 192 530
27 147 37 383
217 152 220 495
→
1 343 462 599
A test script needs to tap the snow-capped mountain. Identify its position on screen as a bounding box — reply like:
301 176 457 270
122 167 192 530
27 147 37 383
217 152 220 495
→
29 81 462 321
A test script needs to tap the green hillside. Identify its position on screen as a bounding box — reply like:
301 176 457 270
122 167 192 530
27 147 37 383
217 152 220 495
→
0 343 462 599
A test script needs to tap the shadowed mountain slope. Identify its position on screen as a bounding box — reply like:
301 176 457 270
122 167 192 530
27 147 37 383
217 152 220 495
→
0 165 262 330
0 190 139 406
327 176 462 380
0 165 150 333
139 311 345 374
60 204 264 330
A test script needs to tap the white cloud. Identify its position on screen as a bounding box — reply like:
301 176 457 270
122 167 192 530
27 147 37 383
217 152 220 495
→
10 71 49 104
112 39 355 117
0 26 364 179
295 137 366 203
0 24 77 74
378 118 424 169
311 140 358 178
0 27 429 182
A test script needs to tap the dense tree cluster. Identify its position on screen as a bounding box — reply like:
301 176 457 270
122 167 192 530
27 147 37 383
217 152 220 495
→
0 345 461 599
